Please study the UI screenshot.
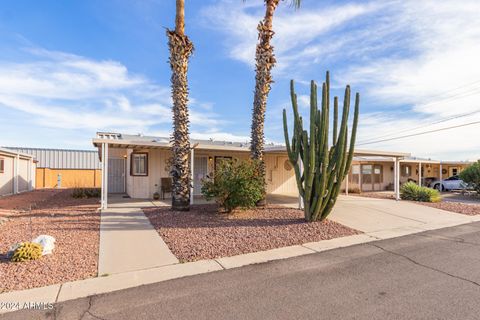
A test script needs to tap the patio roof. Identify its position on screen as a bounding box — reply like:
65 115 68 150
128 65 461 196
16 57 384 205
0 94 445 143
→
92 132 411 159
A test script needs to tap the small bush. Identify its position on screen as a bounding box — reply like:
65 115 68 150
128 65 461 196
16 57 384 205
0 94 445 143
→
72 188 101 199
459 161 480 195
400 182 441 202
201 159 265 213
10 242 43 262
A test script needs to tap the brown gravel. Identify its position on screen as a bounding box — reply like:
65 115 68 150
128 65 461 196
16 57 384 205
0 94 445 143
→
355 192 480 216
144 204 360 262
0 189 63 211
0 189 100 293
419 201 480 216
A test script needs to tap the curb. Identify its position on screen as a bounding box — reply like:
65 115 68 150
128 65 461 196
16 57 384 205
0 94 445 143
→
1 218 479 314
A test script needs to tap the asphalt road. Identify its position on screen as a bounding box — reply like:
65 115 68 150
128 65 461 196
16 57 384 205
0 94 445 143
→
4 221 480 320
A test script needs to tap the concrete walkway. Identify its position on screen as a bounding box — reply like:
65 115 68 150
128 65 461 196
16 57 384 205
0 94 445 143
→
98 199 178 275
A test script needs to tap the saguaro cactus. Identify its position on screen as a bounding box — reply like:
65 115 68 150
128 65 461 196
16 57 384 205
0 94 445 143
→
283 71 359 222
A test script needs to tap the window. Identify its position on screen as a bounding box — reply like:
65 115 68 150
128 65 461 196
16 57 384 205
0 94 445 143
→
349 165 360 184
0 158 4 173
373 165 383 183
362 165 372 184
131 153 148 176
214 156 232 171
401 165 411 177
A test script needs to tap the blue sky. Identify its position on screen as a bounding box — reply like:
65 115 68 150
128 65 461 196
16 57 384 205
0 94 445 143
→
0 0 479 160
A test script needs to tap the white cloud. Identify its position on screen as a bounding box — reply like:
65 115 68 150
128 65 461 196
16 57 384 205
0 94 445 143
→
203 0 480 160
0 47 230 142
201 1 380 74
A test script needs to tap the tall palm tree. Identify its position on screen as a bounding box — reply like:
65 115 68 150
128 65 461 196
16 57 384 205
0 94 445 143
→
249 0 301 201
167 0 194 211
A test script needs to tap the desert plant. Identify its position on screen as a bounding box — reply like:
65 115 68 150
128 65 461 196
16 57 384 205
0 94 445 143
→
459 161 480 194
10 242 43 262
168 0 194 211
283 71 359 222
201 159 264 213
72 188 101 198
400 182 441 202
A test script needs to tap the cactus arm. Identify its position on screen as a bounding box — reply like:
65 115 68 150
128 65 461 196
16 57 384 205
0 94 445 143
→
333 96 338 145
343 92 360 179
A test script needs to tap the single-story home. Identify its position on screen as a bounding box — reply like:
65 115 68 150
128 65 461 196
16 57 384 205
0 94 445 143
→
347 157 472 193
93 132 439 209
0 147 36 197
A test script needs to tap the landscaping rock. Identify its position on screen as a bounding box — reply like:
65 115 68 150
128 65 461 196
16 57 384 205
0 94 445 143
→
144 204 360 262
32 235 56 255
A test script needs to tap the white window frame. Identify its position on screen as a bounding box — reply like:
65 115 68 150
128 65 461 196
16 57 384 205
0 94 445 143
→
131 153 148 176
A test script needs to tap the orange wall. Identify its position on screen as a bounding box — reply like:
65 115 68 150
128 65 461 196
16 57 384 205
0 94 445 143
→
36 168 101 188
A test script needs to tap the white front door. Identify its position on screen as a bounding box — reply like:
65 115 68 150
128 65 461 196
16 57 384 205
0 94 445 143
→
193 156 208 195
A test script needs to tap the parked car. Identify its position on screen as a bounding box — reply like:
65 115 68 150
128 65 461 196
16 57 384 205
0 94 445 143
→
429 176 467 191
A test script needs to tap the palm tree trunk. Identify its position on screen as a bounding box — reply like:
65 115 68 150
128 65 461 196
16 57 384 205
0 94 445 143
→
250 0 280 204
167 0 194 211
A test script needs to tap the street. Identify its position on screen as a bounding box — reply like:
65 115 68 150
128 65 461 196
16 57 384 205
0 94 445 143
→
3 221 480 320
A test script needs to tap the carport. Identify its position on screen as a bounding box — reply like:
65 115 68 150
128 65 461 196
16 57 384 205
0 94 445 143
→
344 149 410 201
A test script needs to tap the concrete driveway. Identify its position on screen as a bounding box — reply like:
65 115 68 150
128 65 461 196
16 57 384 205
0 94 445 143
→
268 194 480 237
6 221 480 320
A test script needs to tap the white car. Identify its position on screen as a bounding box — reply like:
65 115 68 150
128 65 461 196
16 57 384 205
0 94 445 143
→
430 176 467 191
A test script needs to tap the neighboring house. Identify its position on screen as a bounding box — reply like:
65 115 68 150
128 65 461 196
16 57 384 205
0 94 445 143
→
0 147 36 197
347 157 473 192
5 147 101 189
92 132 410 208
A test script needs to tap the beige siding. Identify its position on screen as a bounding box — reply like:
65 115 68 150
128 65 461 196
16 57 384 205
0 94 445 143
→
113 147 304 199
0 153 35 196
122 148 170 199
18 158 30 192
265 154 298 196
0 155 14 196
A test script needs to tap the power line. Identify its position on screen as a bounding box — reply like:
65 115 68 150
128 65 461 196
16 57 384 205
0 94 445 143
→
358 81 480 142
356 120 480 146
357 108 480 144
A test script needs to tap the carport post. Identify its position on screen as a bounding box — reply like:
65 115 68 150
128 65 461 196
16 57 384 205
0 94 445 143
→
418 162 422 187
101 143 109 210
394 157 400 201
439 162 443 188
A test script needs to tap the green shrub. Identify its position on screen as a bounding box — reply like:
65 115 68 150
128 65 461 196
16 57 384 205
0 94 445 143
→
201 159 265 213
10 242 43 262
400 182 441 202
459 161 480 194
72 188 101 198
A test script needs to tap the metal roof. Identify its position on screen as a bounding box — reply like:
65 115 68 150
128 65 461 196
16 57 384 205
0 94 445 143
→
4 147 101 169
93 132 411 158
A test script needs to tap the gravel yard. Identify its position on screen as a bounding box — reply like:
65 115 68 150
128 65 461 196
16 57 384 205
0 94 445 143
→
144 204 360 262
419 201 480 216
0 189 100 293
356 192 480 216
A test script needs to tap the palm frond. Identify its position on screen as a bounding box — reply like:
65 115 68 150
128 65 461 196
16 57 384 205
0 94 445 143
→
242 0 302 9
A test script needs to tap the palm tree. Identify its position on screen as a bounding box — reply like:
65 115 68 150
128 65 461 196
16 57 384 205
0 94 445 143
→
249 0 301 202
167 0 194 211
